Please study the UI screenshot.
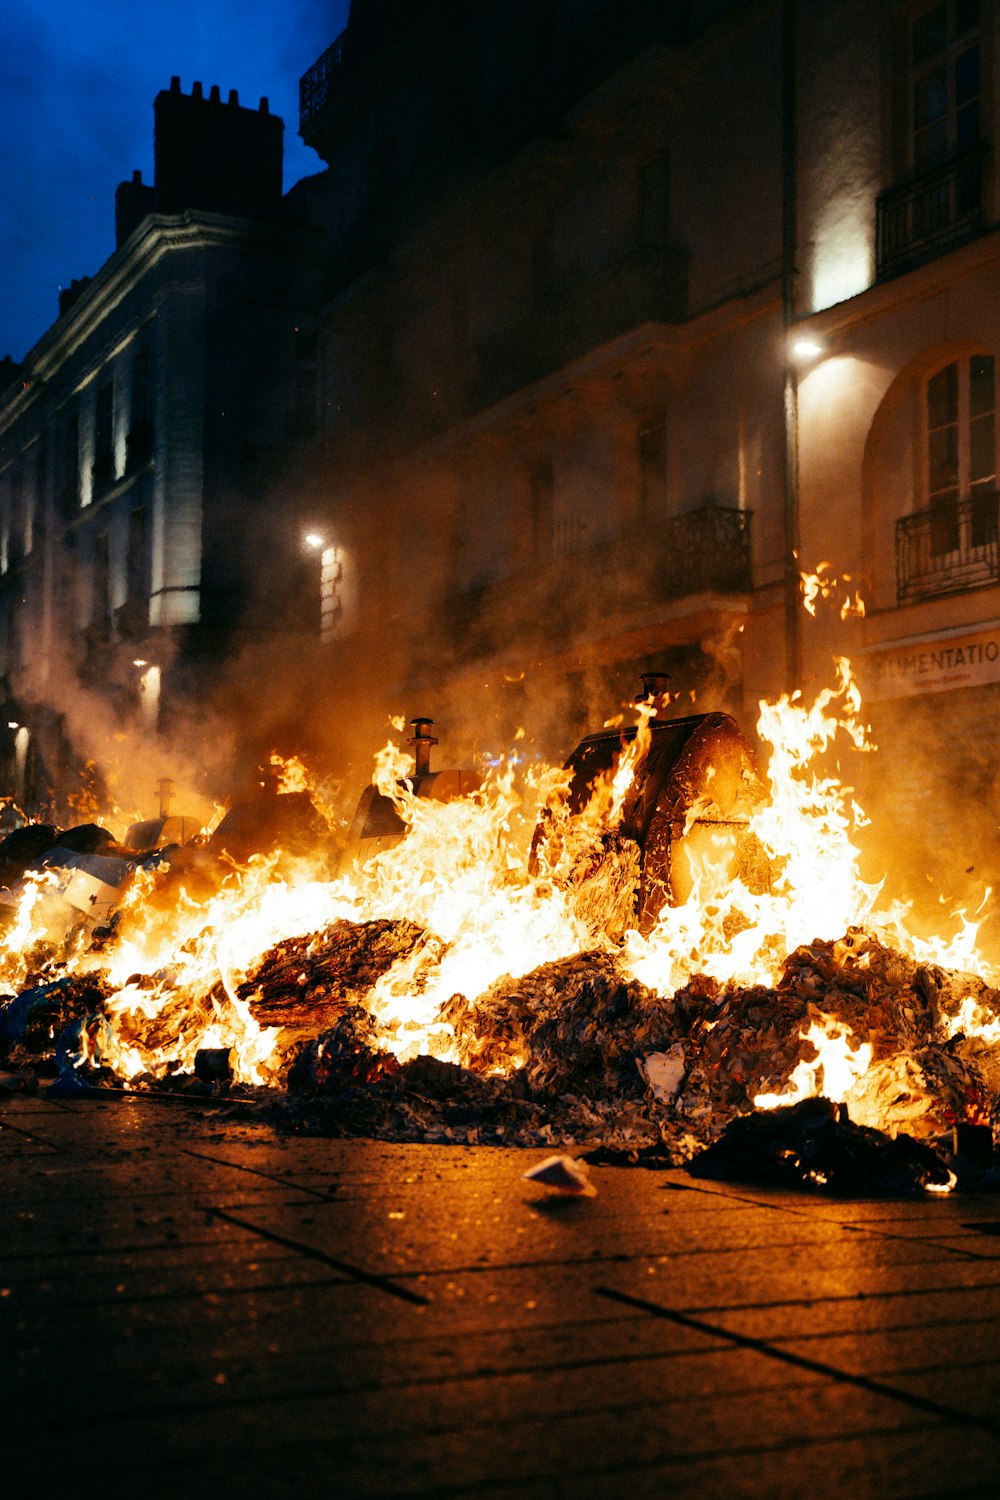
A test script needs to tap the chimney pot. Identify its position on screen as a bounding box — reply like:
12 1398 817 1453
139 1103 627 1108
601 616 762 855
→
192 80 203 98
228 88 239 106
259 96 269 114
639 672 671 713
170 75 181 92
209 83 221 103
408 717 438 779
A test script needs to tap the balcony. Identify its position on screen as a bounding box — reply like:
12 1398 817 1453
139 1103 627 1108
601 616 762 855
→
876 147 987 281
896 491 999 604
440 503 752 665
650 502 752 597
299 31 347 135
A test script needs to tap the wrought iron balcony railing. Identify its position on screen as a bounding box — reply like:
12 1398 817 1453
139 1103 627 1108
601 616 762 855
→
440 503 752 664
896 490 999 604
876 147 986 281
652 501 752 598
300 31 346 133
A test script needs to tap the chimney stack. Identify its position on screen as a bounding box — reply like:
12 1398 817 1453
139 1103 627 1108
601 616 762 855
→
153 77 283 219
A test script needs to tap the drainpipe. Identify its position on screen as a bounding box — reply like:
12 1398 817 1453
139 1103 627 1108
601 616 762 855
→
782 0 802 692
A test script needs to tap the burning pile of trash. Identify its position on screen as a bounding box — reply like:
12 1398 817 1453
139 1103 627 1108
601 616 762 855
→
2 664 1000 1196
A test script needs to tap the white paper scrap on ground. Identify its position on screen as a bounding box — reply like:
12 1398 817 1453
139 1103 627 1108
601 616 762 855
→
637 1045 687 1100
523 1154 597 1196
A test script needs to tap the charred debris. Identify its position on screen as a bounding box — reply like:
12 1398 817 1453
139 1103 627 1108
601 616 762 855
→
2 704 1000 1197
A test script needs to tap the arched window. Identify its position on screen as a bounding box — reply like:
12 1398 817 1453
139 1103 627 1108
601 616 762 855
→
925 352 996 554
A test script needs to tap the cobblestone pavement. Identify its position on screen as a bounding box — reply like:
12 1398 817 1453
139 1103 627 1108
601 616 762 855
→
4 1089 1000 1497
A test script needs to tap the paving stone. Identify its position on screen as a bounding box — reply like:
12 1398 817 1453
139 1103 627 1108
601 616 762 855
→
5 1091 1000 1497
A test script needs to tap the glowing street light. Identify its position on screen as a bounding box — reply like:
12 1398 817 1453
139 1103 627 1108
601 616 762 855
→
790 335 825 362
304 531 325 551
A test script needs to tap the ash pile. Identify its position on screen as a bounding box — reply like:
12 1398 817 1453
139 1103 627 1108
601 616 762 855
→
5 913 1000 1195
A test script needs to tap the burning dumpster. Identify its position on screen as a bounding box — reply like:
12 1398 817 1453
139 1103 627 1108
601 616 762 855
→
534 684 769 935
343 717 482 865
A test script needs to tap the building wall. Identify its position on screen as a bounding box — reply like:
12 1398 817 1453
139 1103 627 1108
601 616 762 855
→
0 193 322 803
299 0 788 764
790 0 1000 916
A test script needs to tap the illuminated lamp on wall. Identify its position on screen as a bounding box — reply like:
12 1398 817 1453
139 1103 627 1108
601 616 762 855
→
13 725 29 799
301 529 357 641
790 335 826 364
132 658 160 733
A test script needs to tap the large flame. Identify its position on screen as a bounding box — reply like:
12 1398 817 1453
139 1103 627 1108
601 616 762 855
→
1 656 995 1130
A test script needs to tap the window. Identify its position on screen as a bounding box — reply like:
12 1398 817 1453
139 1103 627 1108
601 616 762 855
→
527 459 554 560
6 464 24 564
878 1 984 277
126 507 148 604
320 544 356 643
116 506 149 638
58 405 80 512
911 0 980 172
292 330 318 439
92 533 111 642
638 153 670 248
638 414 669 516
93 380 115 493
925 353 996 553
128 345 153 469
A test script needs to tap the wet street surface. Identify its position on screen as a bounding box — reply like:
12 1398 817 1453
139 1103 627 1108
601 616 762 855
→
4 1089 1000 1497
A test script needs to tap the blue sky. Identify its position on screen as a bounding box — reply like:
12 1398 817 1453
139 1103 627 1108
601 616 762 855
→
0 0 351 361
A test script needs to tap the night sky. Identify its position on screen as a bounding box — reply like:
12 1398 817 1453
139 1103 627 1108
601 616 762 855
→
1 0 351 363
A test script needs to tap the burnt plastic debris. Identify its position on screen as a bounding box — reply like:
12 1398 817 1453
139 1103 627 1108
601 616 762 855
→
194 1046 233 1083
0 975 112 1051
688 1097 954 1196
0 824 60 885
342 715 483 868
288 1007 400 1094
209 789 328 863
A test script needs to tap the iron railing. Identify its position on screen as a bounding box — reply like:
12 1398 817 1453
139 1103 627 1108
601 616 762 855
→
876 147 986 280
652 502 752 598
442 503 752 664
896 490 999 603
299 31 346 133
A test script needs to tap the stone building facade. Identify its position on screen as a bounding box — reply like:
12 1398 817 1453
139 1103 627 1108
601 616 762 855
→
0 80 324 805
296 0 788 766
294 0 1000 905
